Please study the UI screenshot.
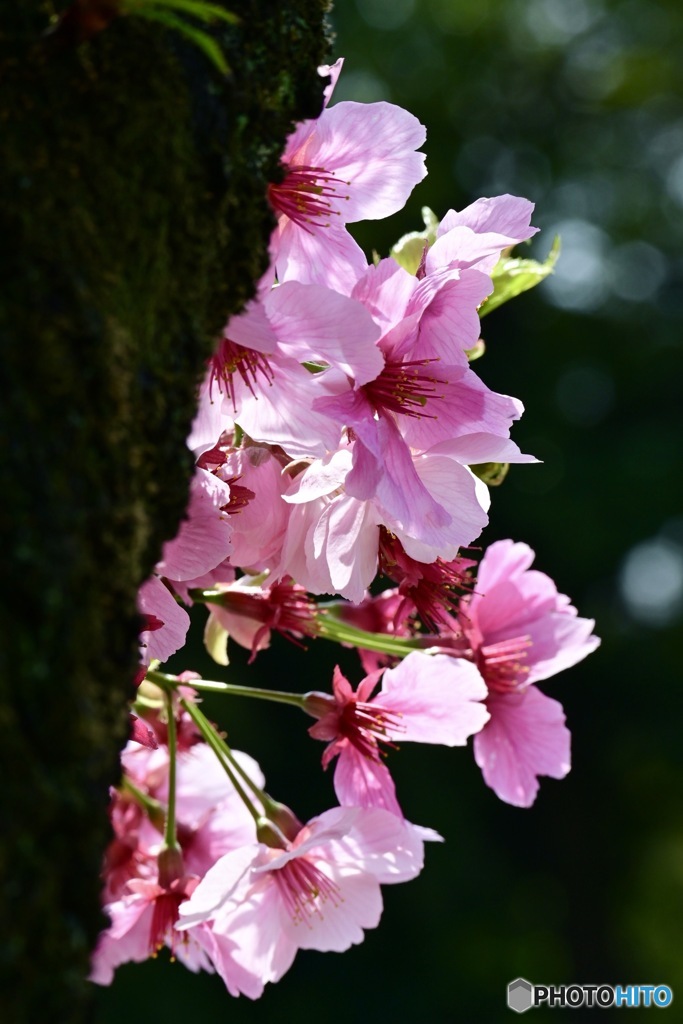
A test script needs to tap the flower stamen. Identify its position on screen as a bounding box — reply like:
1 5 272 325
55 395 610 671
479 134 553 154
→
268 164 350 233
209 338 274 411
362 358 447 419
478 635 532 693
274 858 343 926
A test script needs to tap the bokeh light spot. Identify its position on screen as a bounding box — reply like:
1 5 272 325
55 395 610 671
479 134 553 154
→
619 538 683 627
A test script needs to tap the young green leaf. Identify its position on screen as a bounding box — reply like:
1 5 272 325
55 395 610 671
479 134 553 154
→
132 6 231 73
480 236 560 317
390 207 439 275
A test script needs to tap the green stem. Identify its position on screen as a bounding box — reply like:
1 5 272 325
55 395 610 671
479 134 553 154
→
180 697 262 825
317 617 424 657
180 698 292 840
190 680 306 706
147 668 306 707
163 689 180 851
120 776 165 827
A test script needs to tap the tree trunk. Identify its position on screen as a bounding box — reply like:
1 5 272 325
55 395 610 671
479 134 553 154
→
0 4 329 1020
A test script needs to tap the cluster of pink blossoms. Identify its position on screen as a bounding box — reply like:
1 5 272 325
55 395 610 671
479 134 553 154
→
93 61 599 996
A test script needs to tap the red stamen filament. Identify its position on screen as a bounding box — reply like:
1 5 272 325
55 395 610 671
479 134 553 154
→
379 529 474 632
209 338 274 412
340 700 404 761
363 359 446 419
479 635 532 693
275 858 343 926
149 891 185 955
220 476 255 515
268 164 349 233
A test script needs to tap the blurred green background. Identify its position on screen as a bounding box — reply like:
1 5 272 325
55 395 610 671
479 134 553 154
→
99 1 683 1019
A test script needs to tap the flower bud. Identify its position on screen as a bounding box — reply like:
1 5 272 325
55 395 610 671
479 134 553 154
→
264 800 303 842
255 817 289 850
157 844 185 888
301 691 336 720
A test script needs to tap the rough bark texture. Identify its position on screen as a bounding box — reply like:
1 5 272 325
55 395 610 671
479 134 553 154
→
0 3 329 1020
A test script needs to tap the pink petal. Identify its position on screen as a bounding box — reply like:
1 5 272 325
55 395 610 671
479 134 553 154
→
475 538 536 592
522 613 600 684
282 447 352 505
372 417 452 540
387 453 489 562
191 929 267 999
156 469 232 582
306 100 427 222
187 371 232 457
177 845 259 927
214 881 298 986
291 865 383 953
351 258 417 332
266 281 383 385
426 226 516 276
225 298 278 354
332 664 355 703
222 447 289 569
320 57 344 106
287 806 363 857
407 269 492 364
428 434 537 465
380 652 489 745
334 744 403 817
312 493 381 603
400 368 523 452
473 688 571 807
137 575 190 666
235 354 341 459
272 218 368 292
89 897 152 984
332 808 426 883
438 194 538 242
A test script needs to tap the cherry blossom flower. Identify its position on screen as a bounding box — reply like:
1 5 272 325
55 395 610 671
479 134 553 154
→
268 63 427 292
458 540 600 807
177 806 426 991
92 740 268 991
90 870 208 986
202 576 319 665
304 652 489 815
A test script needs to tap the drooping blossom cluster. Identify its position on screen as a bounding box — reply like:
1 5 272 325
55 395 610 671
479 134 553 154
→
93 59 599 996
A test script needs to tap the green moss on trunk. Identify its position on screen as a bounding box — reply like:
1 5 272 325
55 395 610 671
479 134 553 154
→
0 3 329 1020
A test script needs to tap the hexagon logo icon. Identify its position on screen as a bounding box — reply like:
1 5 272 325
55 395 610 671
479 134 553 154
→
508 978 533 1013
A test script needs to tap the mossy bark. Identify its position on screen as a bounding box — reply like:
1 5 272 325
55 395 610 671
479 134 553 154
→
0 3 329 1020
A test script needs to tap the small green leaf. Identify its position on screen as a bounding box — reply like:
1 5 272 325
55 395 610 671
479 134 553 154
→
174 22 230 73
465 338 486 362
140 0 239 24
133 7 231 73
390 207 440 275
470 462 510 486
125 0 239 23
480 236 560 317
204 612 229 666
390 235 427 275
